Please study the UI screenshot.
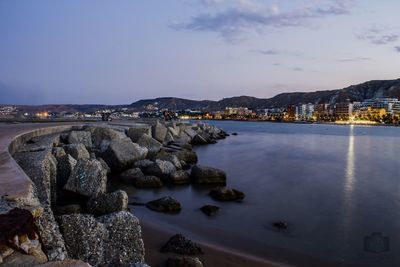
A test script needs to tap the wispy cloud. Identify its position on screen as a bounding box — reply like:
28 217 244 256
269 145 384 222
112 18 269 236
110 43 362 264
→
356 26 399 45
293 67 304 71
171 0 356 42
395 46 400 53
337 57 371 62
256 49 280 55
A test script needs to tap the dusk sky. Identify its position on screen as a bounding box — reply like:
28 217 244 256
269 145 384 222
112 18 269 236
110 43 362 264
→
1 0 400 104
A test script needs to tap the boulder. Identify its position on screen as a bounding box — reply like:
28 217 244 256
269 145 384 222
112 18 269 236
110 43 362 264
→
168 127 180 137
164 132 175 143
52 147 66 158
59 212 145 266
152 121 168 143
209 188 245 201
200 205 220 216
137 134 162 158
68 131 92 148
53 204 82 215
120 168 145 184
33 259 92 267
155 151 182 169
144 160 176 179
161 234 203 255
63 159 108 198
166 257 204 267
169 171 190 185
190 165 226 185
172 150 198 164
101 139 147 172
127 126 152 142
90 127 128 149
56 155 77 189
190 135 208 145
64 144 90 160
272 221 288 230
184 128 197 139
135 176 163 188
146 197 181 213
87 190 128 215
133 159 154 170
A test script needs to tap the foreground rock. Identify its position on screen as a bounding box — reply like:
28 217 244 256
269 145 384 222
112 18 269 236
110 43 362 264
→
144 160 176 179
200 205 220 216
68 131 92 148
64 159 108 198
87 190 128 215
169 171 190 185
135 176 163 188
209 188 245 201
59 211 145 266
127 126 152 142
146 197 181 213
102 139 147 172
172 150 198 164
152 121 168 143
64 144 90 160
137 134 162 158
119 168 145 184
161 234 203 255
190 165 226 185
166 256 204 267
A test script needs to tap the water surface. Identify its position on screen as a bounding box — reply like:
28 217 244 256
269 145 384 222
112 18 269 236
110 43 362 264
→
121 121 400 267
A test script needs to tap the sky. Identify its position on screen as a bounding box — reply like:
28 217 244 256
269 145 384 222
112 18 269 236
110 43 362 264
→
1 0 400 105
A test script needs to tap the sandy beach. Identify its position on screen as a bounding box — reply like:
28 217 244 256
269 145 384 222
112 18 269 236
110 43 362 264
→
140 220 290 267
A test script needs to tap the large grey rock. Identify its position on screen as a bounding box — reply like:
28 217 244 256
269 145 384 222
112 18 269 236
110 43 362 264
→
137 134 162 158
133 159 154 170
127 126 152 142
135 176 163 188
209 187 245 201
166 257 204 267
59 212 145 266
169 170 190 185
63 159 107 198
172 150 198 164
155 151 182 169
184 128 197 139
120 168 145 184
52 147 66 158
190 135 208 145
101 139 147 172
144 159 176 179
56 154 77 189
190 165 226 185
161 234 202 255
146 197 181 213
87 190 128 215
68 131 92 148
152 121 168 143
88 127 129 151
64 144 90 160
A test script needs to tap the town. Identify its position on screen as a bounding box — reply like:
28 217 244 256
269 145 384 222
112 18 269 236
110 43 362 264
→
2 97 400 125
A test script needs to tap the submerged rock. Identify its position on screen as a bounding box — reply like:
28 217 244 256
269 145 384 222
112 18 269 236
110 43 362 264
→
272 221 288 230
169 170 190 185
135 175 163 188
146 197 181 213
87 190 128 215
200 205 220 216
190 165 226 185
209 187 245 201
166 256 204 267
161 234 203 255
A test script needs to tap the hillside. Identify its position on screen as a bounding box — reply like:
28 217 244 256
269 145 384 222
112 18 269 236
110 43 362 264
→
129 78 400 111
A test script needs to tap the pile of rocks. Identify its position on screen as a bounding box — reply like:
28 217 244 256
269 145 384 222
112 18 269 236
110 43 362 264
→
7 120 230 266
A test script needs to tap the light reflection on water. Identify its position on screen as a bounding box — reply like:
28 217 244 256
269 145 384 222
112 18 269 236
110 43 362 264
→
121 121 400 267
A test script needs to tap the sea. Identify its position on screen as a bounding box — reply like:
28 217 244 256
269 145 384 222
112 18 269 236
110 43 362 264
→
119 121 400 267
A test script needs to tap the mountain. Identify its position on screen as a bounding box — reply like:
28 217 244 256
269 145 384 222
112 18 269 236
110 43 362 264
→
129 79 400 111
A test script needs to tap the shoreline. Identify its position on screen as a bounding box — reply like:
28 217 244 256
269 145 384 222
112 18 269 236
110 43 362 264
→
140 219 290 267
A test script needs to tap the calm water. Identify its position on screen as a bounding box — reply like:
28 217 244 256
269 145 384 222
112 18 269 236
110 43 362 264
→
121 121 400 267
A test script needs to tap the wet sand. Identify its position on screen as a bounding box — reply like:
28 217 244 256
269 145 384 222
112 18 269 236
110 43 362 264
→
140 220 290 267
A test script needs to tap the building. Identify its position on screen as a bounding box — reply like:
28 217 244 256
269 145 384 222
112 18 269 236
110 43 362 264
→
334 102 353 120
295 103 315 120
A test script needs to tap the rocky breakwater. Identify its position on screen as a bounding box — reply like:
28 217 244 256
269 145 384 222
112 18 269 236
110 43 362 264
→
3 120 228 267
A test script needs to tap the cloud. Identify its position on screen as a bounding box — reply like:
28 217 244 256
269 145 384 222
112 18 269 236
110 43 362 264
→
293 67 303 71
198 0 224 6
337 57 371 62
395 46 400 53
172 0 356 42
257 49 280 55
356 27 399 45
